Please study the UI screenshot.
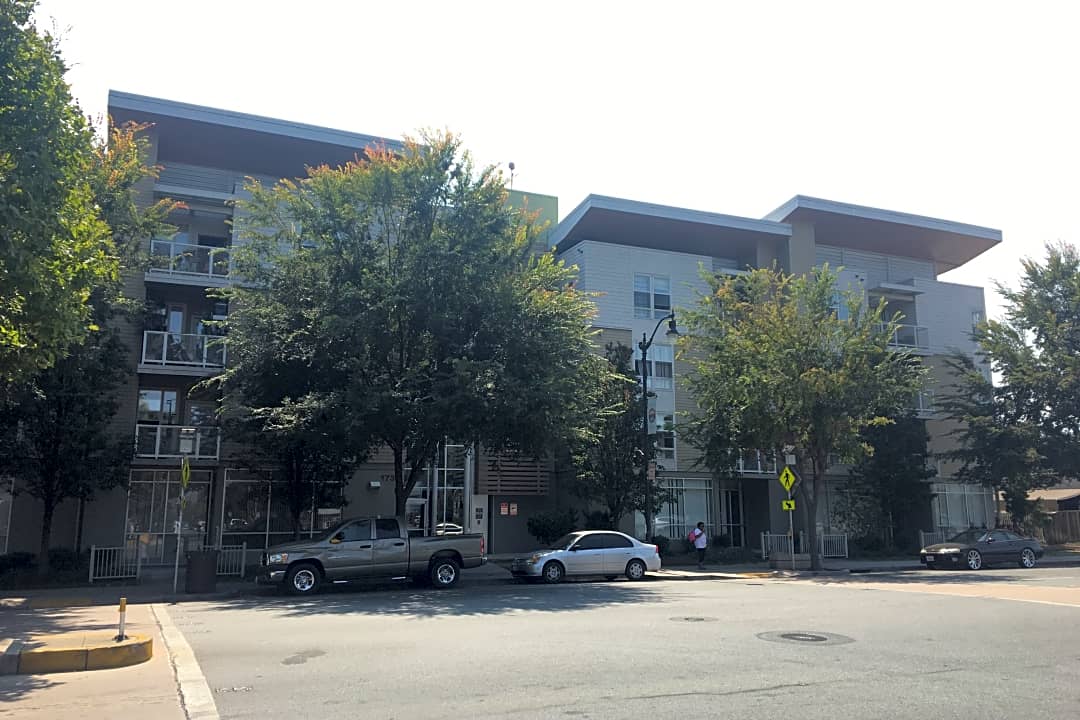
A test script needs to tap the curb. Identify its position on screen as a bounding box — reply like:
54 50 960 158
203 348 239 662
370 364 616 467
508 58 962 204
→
152 603 220 720
2 634 152 675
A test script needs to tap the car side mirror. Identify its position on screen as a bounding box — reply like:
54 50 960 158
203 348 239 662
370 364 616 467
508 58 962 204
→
568 545 580 552
330 533 343 544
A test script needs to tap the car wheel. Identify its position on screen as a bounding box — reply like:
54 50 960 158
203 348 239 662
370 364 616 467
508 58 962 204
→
625 559 647 581
965 549 982 571
542 561 565 584
1019 548 1037 569
430 558 461 589
286 563 321 596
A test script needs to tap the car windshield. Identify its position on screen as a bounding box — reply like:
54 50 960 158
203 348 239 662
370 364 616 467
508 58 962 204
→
948 530 987 544
548 533 579 550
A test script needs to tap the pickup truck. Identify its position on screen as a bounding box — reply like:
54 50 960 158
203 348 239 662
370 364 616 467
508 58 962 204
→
258 516 486 595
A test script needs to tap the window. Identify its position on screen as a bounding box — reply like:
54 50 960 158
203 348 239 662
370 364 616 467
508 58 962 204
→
656 414 676 462
219 469 344 548
573 534 606 550
972 311 984 330
339 520 372 543
375 519 401 540
647 478 714 541
932 483 993 531
138 390 178 424
636 345 674 391
600 533 633 549
634 274 672 319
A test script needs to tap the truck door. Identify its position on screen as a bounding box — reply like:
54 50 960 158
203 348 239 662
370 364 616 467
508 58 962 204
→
324 519 373 579
372 518 410 578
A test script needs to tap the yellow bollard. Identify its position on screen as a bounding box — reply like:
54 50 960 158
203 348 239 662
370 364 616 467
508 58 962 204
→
117 597 127 641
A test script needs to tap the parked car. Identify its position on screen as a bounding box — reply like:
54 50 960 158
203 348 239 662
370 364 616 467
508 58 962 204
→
920 529 1043 570
258 516 486 595
511 530 661 583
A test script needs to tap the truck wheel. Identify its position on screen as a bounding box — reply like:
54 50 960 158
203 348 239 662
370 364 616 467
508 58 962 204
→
286 563 321 596
430 558 460 589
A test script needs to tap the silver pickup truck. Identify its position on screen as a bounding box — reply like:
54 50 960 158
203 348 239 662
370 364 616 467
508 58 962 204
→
258 516 486 595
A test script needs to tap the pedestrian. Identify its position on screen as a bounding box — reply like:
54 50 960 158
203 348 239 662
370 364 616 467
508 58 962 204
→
690 522 707 569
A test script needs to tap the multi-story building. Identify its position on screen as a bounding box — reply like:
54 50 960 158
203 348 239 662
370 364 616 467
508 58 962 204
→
551 194 1001 548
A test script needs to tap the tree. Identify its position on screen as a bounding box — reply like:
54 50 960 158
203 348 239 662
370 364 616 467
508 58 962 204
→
570 343 646 531
0 0 117 385
682 265 924 569
834 413 936 550
222 132 598 517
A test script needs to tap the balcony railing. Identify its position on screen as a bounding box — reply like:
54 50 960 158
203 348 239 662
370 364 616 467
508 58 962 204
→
913 390 936 416
149 238 230 280
736 450 777 475
141 331 226 369
881 323 930 350
135 424 220 459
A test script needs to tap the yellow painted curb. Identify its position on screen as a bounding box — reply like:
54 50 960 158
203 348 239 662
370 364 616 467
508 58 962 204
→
16 635 152 675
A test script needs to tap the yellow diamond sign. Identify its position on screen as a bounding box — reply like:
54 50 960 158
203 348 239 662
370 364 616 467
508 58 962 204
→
778 466 797 493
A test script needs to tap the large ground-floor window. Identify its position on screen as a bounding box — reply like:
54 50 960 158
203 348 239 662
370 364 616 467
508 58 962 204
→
219 469 343 549
125 469 213 563
639 477 716 542
406 444 472 536
931 482 994 532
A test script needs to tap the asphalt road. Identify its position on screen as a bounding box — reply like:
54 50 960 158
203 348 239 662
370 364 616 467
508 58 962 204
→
170 567 1080 720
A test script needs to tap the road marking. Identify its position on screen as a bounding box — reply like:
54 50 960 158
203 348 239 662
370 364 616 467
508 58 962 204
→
152 604 220 720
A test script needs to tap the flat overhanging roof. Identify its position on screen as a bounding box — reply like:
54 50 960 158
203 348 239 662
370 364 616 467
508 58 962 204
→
765 195 1002 273
553 195 791 258
108 90 403 179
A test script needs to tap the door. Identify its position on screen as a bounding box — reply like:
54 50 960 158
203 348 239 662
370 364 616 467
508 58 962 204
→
600 533 635 575
372 518 409 577
564 533 607 575
985 530 1015 561
324 519 373 579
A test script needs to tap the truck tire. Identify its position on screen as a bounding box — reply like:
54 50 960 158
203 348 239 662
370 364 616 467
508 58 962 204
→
430 557 461 589
286 562 321 596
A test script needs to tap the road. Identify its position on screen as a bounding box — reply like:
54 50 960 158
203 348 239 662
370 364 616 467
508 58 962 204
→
168 567 1080 720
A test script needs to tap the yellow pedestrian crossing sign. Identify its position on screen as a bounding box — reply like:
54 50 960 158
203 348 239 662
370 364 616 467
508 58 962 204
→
782 499 796 512
778 466 797 493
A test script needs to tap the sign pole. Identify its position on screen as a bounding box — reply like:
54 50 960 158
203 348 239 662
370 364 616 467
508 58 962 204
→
788 486 795 571
172 456 191 594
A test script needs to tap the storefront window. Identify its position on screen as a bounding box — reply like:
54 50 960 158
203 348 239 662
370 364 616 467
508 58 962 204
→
125 469 211 563
219 470 343 549
931 483 993 531
639 478 714 541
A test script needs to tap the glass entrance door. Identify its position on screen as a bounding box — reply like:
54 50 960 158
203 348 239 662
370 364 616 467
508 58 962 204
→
430 444 472 536
718 486 745 547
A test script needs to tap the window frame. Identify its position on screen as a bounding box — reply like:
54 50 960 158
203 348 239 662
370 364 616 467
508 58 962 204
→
634 273 673 319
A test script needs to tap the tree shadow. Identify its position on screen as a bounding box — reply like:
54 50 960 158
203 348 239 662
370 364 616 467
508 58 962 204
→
189 578 674 620
0 673 58 703
805 569 1048 586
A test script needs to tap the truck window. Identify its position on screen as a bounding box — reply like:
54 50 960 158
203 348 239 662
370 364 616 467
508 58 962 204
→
339 520 372 542
375 519 400 540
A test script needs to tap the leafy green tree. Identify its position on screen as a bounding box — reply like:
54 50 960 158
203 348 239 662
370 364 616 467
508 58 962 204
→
222 132 598 517
834 414 935 550
571 343 646 531
682 265 924 569
0 0 118 384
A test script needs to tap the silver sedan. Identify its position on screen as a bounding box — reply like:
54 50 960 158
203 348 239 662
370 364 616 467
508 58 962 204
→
511 530 662 583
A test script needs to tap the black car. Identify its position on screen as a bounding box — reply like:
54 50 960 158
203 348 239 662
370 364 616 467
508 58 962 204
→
920 529 1043 570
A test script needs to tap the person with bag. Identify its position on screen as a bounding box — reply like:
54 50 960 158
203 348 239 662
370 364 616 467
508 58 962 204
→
688 522 707 569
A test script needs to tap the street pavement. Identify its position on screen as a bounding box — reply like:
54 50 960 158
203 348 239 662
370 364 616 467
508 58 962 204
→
157 566 1080 720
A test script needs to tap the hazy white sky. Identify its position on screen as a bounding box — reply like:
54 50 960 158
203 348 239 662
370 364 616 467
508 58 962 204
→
35 0 1079 318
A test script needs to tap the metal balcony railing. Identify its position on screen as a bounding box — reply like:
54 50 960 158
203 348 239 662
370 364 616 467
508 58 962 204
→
736 450 778 475
148 238 230 280
134 424 220 459
141 331 226 369
880 323 930 350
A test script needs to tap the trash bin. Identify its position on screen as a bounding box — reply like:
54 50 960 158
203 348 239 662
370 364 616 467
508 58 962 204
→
185 549 219 593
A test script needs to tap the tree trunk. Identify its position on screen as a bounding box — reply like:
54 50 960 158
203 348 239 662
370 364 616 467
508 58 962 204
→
393 447 407 518
38 504 54 577
806 467 825 571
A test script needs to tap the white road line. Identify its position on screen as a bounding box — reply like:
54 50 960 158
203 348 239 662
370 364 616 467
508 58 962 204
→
152 604 220 720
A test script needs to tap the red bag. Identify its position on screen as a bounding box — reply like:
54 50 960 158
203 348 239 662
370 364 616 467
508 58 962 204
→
687 529 698 543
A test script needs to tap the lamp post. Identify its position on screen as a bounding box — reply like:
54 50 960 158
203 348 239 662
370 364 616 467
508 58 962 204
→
639 311 678 541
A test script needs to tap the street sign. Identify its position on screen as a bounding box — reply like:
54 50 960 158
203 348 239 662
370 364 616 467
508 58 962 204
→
782 499 796 511
180 456 191 491
778 465 797 493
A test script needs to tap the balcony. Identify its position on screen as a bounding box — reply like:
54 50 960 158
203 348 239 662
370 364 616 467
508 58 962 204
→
135 424 220 460
913 390 937 418
147 238 230 285
881 323 930 350
736 450 777 475
141 332 225 374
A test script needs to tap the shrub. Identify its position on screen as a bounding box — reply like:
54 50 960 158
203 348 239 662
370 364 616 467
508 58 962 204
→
709 546 757 564
715 533 732 548
48 547 85 572
526 508 578 545
0 552 36 573
583 510 613 530
651 535 671 556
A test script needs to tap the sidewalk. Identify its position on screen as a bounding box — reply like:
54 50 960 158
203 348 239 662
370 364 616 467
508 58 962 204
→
0 602 185 719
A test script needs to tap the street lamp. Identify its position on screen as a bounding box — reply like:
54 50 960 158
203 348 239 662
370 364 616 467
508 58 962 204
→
639 311 678 541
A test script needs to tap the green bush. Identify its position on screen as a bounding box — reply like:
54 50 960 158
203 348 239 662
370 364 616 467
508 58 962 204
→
526 508 578 545
48 547 85 571
0 552 36 573
708 546 758 564
651 535 671 556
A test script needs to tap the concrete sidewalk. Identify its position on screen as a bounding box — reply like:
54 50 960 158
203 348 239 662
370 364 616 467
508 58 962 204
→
0 602 185 719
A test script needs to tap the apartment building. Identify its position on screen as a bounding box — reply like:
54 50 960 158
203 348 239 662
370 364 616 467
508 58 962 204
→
551 194 1001 548
2 92 560 559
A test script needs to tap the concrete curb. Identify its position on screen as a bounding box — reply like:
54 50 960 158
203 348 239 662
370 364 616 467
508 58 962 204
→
1 633 152 675
152 603 220 720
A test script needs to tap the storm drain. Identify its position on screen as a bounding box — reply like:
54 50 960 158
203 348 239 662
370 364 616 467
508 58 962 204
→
757 630 854 646
670 616 719 623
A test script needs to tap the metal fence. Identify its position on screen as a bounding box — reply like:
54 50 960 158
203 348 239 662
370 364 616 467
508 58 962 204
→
819 533 849 558
760 532 794 559
89 544 143 583
918 530 947 548
760 532 849 559
216 544 247 577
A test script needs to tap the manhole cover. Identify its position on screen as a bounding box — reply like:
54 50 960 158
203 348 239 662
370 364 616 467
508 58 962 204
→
757 630 854 646
670 616 718 623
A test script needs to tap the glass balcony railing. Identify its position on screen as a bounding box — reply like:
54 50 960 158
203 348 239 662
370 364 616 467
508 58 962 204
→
141 331 226 369
736 450 778 475
134 424 220 459
880 323 930 350
148 238 230 280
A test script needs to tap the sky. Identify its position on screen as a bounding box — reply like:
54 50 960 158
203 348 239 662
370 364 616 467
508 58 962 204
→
34 0 1079 319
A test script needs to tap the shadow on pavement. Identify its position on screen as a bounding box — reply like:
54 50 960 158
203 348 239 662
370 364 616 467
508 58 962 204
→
0 673 57 703
806 569 1046 586
190 579 673 619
